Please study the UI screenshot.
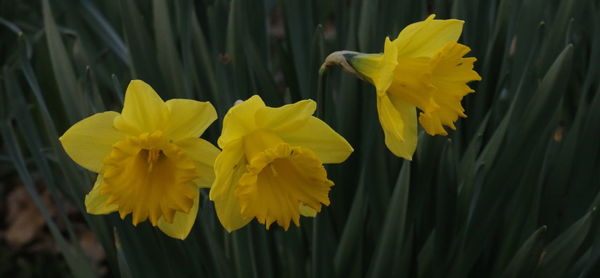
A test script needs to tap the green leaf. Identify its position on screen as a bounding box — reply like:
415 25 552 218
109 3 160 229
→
42 0 85 121
500 226 547 278
114 229 133 278
519 44 573 139
153 0 188 98
0 125 96 278
367 161 411 278
80 0 130 64
536 209 595 278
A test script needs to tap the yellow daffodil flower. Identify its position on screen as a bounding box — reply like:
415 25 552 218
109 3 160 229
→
59 80 220 239
321 14 481 160
210 95 353 232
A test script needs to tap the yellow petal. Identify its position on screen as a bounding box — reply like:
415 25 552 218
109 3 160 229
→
350 37 398 94
393 14 464 58
377 94 404 141
85 175 118 214
210 140 243 200
60 111 125 172
213 194 250 233
157 192 199 240
210 139 251 232
278 117 353 164
381 95 418 159
164 99 217 141
299 204 317 217
217 95 265 148
176 137 220 188
114 80 169 135
255 99 316 132
376 94 418 159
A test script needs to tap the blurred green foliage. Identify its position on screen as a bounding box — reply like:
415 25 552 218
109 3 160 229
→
0 0 599 277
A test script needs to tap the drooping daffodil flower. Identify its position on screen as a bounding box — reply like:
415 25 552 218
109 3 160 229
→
321 14 481 159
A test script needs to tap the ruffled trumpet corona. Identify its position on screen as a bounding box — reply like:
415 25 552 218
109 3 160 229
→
321 14 481 160
60 80 220 239
210 95 353 232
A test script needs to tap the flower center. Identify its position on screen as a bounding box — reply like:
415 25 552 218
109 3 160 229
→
236 132 333 230
100 131 198 226
142 148 164 172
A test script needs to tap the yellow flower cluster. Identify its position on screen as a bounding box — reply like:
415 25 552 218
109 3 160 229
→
59 15 479 239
